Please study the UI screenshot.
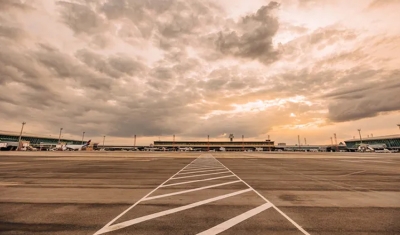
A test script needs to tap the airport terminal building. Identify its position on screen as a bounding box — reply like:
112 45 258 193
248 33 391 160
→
0 131 82 150
344 134 400 151
153 140 274 151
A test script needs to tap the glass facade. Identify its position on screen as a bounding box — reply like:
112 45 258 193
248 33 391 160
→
0 134 81 145
345 137 400 149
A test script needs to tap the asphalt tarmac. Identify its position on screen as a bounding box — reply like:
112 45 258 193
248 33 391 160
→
0 152 399 235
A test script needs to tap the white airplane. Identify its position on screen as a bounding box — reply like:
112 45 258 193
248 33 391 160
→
65 140 92 151
357 143 386 152
178 147 193 151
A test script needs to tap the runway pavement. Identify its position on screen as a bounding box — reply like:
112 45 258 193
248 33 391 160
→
0 152 399 234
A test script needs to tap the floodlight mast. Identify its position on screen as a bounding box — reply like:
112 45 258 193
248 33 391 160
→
17 122 26 151
82 131 85 144
58 128 63 144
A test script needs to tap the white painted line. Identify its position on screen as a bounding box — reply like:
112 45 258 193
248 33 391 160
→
171 171 231 180
96 189 252 234
183 164 224 169
182 165 224 171
93 158 197 235
339 160 360 163
161 175 236 187
364 160 392 164
178 168 228 175
181 167 225 173
196 203 272 235
185 165 222 171
338 170 366 177
143 180 242 201
213 156 310 235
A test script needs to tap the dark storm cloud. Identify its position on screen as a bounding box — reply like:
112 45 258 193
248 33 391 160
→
215 2 280 64
0 25 27 41
75 49 123 78
33 44 112 90
0 0 34 11
108 55 146 76
0 45 51 91
76 49 147 79
327 70 400 122
56 1 109 35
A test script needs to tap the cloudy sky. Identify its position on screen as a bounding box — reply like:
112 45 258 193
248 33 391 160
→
1 0 400 145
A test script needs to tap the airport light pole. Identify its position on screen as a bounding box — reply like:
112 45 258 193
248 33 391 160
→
81 131 85 145
58 128 63 144
17 122 26 151
330 137 333 147
242 135 244 152
334 133 338 152
397 124 400 131
134 135 136 147
207 135 209 152
297 135 301 151
103 136 105 148
357 129 362 144
173 134 175 151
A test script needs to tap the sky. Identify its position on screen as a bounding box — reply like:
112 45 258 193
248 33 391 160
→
1 0 400 145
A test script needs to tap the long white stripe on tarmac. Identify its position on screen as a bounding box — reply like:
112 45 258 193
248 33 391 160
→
161 175 236 187
181 167 225 172
338 170 366 177
196 203 272 235
213 157 311 235
183 165 224 170
178 168 228 175
171 171 231 180
96 189 252 235
143 180 241 201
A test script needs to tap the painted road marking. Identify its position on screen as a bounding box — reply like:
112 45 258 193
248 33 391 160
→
338 170 366 177
94 155 310 235
178 168 229 175
197 203 272 235
213 157 311 235
340 160 393 164
0 182 21 186
161 175 236 187
171 171 231 180
143 180 241 201
364 160 393 164
95 189 252 234
93 158 198 235
182 165 225 171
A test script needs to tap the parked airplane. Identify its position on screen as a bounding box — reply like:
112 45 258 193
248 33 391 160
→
65 140 92 151
358 144 387 152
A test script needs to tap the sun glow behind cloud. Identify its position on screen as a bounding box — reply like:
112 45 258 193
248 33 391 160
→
201 95 313 119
